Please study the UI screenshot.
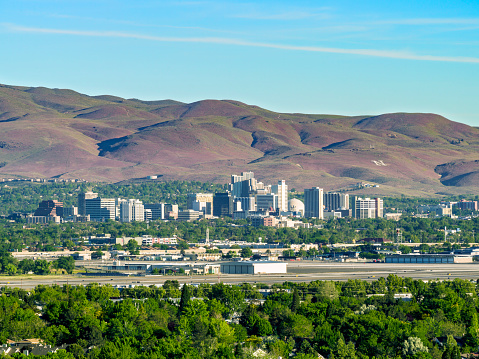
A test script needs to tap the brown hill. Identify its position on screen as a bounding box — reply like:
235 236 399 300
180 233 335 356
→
0 84 478 195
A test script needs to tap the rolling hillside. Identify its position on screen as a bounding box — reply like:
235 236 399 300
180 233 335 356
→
0 83 478 196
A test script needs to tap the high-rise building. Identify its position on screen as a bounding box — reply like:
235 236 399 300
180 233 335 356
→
85 197 116 221
144 203 165 220
213 192 234 217
77 191 98 215
230 171 257 197
234 197 256 212
120 199 145 222
144 209 152 221
352 197 383 219
192 200 212 217
256 193 278 212
271 180 288 212
187 193 214 215
323 192 349 211
62 206 78 217
34 200 63 217
304 187 324 219
456 200 478 211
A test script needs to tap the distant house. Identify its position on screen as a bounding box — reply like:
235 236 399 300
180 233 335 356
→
0 339 68 356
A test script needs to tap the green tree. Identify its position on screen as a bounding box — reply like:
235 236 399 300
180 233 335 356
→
126 239 140 255
402 337 429 357
331 338 358 359
5 263 17 276
240 247 253 258
18 258 35 274
33 259 51 275
54 256 75 274
291 288 300 312
179 284 191 314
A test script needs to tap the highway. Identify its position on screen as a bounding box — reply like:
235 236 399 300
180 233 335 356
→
1 262 479 289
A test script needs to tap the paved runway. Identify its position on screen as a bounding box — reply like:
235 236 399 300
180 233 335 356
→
1 262 478 289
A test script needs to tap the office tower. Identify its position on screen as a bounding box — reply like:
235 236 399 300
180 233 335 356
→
352 197 383 219
230 171 257 197
62 206 78 217
144 203 165 220
187 193 214 215
144 209 152 221
323 192 350 211
192 200 212 216
456 200 478 211
304 187 324 219
120 199 145 222
234 196 256 212
77 191 98 215
85 197 116 221
256 193 278 212
271 180 288 212
213 192 234 217
34 200 63 217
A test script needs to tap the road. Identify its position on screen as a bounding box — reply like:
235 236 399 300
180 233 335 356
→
1 262 478 289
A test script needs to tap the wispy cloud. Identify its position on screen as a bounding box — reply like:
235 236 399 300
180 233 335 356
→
46 13 245 34
233 10 328 21
376 18 479 25
4 23 479 64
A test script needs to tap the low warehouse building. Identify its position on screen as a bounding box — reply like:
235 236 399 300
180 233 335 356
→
385 254 472 264
221 261 287 275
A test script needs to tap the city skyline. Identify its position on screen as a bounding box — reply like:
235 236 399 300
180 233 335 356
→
1 0 478 126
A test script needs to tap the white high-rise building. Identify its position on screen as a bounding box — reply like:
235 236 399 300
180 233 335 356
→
271 180 288 212
304 187 324 219
120 199 145 222
352 197 383 219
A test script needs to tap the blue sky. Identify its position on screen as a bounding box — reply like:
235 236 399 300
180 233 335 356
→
1 0 478 125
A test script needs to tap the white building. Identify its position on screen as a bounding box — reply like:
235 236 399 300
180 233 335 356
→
352 197 383 219
271 180 288 212
288 198 304 216
120 199 145 222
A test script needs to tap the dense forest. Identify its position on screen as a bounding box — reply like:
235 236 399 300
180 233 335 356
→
0 277 478 358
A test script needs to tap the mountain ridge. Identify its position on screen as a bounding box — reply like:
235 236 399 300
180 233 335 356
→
0 84 478 196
